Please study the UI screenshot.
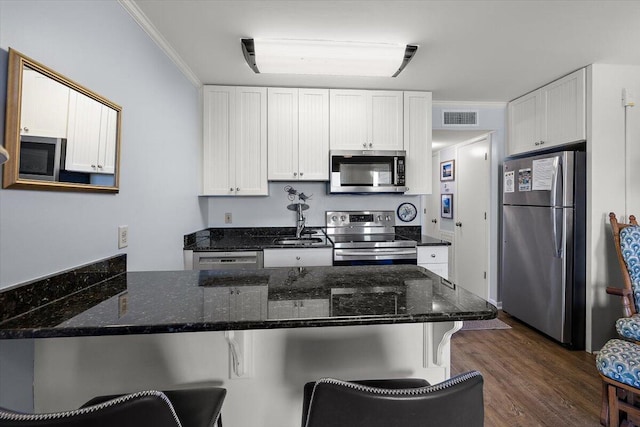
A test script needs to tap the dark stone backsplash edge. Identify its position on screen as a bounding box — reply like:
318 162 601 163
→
0 254 126 322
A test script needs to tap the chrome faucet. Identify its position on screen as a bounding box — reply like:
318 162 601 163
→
284 185 311 238
295 204 306 238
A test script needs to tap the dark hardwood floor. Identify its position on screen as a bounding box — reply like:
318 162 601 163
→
451 311 602 426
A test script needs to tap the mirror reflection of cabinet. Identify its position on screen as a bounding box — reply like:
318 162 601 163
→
2 48 122 192
20 68 70 138
66 91 118 175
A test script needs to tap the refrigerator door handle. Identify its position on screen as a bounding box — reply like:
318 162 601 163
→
552 208 563 258
551 157 561 207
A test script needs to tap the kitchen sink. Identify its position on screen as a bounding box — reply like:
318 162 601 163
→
273 237 324 246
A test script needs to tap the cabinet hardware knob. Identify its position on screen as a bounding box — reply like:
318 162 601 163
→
293 172 297 176
431 254 436 258
539 140 545 145
455 222 462 227
91 164 96 168
300 301 304 307
98 165 103 169
369 143 373 148
294 301 298 307
236 187 240 191
296 256 301 260
299 172 303 176
23 127 29 132
431 219 437 223
230 188 233 192
229 289 234 295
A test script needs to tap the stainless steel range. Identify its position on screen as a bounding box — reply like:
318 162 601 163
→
325 210 417 266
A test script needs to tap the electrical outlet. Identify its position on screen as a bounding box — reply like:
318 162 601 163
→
118 225 128 249
225 213 232 224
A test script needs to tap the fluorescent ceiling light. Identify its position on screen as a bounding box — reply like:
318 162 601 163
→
241 39 418 77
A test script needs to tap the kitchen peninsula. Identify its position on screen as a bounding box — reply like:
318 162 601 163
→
0 261 495 427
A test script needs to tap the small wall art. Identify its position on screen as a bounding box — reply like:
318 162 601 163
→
440 159 455 181
441 194 453 219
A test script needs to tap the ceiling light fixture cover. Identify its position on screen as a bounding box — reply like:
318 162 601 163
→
241 38 417 77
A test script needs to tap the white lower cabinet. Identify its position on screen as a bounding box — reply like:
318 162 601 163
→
263 248 333 268
202 285 268 322
267 299 329 319
417 246 449 280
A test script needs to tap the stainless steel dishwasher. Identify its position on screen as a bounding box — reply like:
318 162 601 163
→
188 251 264 270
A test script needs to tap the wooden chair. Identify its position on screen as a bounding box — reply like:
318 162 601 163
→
598 213 640 426
607 212 640 341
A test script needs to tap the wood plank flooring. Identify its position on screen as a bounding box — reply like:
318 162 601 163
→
451 311 602 426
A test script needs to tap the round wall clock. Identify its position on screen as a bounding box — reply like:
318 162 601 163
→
397 202 417 222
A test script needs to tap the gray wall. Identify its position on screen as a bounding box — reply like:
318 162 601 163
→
0 0 205 411
0 0 205 289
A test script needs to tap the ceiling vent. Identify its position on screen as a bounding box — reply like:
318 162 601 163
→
442 110 479 127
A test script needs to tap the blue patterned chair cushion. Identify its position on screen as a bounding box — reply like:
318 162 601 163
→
620 225 640 313
597 339 640 388
617 315 640 342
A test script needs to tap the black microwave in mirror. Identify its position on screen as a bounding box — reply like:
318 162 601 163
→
329 150 407 194
19 135 63 181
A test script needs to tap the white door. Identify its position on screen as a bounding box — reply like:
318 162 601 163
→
424 153 440 238
454 137 490 299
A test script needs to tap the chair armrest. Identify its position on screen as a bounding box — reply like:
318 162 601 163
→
607 287 632 297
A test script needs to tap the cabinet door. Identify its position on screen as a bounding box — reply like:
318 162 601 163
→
298 89 329 180
330 89 368 150
234 87 268 195
297 299 330 318
20 69 69 138
542 68 586 147
202 287 231 322
370 91 403 150
65 91 103 173
403 91 432 194
203 86 235 195
267 300 297 319
268 88 299 180
508 90 541 155
98 106 118 174
231 285 267 321
420 263 448 280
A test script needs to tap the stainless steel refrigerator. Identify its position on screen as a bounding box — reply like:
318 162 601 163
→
501 150 585 349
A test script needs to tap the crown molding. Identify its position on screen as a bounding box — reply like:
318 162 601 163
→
118 0 201 88
433 100 507 108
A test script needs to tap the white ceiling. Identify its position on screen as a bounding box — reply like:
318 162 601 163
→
130 0 640 102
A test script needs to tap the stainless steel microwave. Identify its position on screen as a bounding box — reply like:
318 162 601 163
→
19 135 63 181
329 150 407 194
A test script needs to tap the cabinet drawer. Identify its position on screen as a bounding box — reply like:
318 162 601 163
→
263 248 332 267
417 246 448 264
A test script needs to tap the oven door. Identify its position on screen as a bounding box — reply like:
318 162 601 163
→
333 247 417 266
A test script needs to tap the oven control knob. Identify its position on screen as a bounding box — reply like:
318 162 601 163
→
377 215 382 221
331 215 338 222
340 215 346 221
385 215 391 221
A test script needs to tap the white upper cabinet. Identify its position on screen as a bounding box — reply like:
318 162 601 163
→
508 68 586 155
65 91 117 174
203 86 268 195
330 90 403 150
20 68 70 138
268 88 329 181
403 91 432 194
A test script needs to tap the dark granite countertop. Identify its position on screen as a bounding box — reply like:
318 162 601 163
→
184 227 332 251
395 226 451 246
0 265 496 339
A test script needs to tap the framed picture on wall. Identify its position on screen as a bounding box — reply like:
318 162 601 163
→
440 160 455 181
441 194 453 219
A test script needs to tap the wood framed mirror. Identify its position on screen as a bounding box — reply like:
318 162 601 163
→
2 48 121 192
